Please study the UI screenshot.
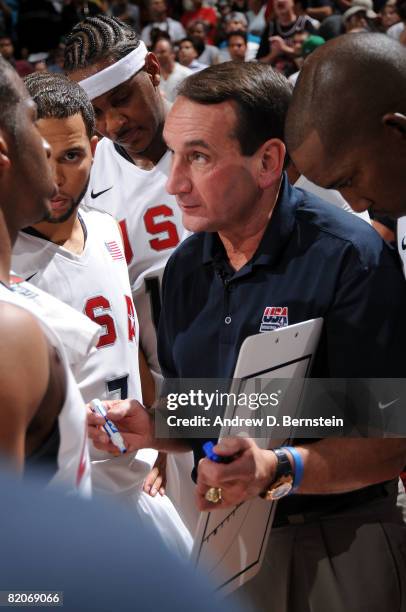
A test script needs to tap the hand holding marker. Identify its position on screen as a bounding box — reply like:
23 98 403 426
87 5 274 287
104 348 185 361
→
90 399 127 454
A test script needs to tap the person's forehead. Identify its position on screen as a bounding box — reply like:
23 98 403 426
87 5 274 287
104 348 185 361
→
36 114 89 144
164 97 238 147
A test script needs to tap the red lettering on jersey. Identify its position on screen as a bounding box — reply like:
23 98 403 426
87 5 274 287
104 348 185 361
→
144 205 180 252
85 296 117 348
119 219 134 264
125 295 136 342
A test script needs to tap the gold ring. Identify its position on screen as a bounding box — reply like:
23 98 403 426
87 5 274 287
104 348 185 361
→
205 487 222 503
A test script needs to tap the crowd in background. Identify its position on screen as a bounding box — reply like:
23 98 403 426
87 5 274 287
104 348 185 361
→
0 0 405 85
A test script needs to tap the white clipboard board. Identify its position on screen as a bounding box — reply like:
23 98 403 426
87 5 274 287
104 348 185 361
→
191 318 323 595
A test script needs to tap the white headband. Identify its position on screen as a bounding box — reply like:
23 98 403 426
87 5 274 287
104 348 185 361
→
79 42 148 100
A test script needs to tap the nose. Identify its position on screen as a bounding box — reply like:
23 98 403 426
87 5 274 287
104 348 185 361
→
166 156 192 196
102 107 127 140
339 188 372 213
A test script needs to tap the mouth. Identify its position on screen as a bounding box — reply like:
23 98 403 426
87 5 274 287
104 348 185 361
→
50 195 70 211
116 126 143 145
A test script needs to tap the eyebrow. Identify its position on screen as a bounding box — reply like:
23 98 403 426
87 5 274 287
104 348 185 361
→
183 139 211 150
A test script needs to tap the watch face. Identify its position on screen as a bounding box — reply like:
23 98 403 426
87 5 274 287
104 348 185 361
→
270 482 293 500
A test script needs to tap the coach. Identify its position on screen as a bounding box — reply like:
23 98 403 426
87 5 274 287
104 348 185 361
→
90 62 406 612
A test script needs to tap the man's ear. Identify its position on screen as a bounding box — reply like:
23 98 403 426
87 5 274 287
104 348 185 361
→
145 52 161 87
90 135 98 158
256 138 286 190
382 112 406 138
0 132 11 174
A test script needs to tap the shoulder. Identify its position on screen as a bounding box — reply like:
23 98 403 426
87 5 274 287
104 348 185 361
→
163 233 205 280
292 186 392 269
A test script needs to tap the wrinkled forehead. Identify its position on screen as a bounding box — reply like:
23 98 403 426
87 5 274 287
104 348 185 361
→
164 97 238 147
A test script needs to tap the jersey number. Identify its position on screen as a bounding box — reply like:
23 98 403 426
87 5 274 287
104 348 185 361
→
119 205 180 265
84 295 136 348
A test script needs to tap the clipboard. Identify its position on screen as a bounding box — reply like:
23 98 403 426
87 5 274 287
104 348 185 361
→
191 318 323 595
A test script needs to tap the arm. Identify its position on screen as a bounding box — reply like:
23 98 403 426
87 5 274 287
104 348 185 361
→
306 6 332 19
196 437 406 510
0 303 52 470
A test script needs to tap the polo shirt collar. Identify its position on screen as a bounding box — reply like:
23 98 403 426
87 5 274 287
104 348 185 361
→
202 174 299 270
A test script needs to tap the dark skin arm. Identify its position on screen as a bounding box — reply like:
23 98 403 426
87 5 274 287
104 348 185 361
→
0 303 65 470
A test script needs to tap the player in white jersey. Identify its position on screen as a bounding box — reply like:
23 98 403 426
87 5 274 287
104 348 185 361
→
64 15 189 377
0 57 91 495
12 72 192 554
64 16 198 531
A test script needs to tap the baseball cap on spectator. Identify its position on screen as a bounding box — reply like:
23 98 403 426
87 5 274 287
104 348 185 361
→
302 34 325 56
343 0 377 21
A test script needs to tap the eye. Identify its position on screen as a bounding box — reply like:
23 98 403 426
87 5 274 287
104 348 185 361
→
112 92 130 107
189 152 208 164
336 178 353 190
64 151 80 162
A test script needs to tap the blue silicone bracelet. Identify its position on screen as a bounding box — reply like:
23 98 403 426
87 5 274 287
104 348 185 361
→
281 446 304 492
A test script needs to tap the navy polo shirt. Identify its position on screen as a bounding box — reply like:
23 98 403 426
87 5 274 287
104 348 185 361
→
158 177 406 518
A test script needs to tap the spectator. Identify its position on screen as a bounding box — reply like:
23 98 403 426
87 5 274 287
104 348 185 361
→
214 0 232 43
109 0 141 32
257 0 317 70
246 0 267 36
181 0 218 43
141 0 186 47
0 34 33 76
288 32 325 83
379 0 400 29
343 4 370 30
188 19 221 63
219 12 260 59
152 37 192 101
178 36 208 70
227 29 248 59
387 0 406 38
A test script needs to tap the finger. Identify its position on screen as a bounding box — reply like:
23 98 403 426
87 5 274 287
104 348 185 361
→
105 399 144 422
143 467 159 494
159 486 165 496
87 411 105 427
213 437 251 457
150 475 163 497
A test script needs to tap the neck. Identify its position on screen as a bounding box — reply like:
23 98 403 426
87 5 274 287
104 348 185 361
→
155 13 167 21
279 9 296 23
218 179 281 271
0 211 12 285
32 213 84 254
160 60 175 79
124 100 169 168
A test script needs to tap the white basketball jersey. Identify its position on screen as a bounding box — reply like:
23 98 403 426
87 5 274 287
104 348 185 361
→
83 140 188 374
13 207 142 405
0 280 92 497
397 216 406 279
13 208 158 489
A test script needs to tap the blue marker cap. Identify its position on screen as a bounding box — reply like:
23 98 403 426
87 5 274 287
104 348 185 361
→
203 441 221 462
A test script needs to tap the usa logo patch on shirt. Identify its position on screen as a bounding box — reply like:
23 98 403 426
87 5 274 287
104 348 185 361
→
105 240 124 261
259 306 289 333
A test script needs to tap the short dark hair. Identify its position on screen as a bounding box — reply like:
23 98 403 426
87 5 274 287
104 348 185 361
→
179 37 199 52
64 15 141 73
23 72 95 138
0 56 20 138
177 62 292 156
227 30 248 43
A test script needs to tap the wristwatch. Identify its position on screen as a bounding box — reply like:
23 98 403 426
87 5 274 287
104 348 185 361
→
260 448 293 501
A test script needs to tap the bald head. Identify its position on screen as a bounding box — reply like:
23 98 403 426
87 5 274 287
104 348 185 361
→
284 33 406 217
285 33 406 157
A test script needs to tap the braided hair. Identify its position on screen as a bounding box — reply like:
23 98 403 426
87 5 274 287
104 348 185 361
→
64 15 141 73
